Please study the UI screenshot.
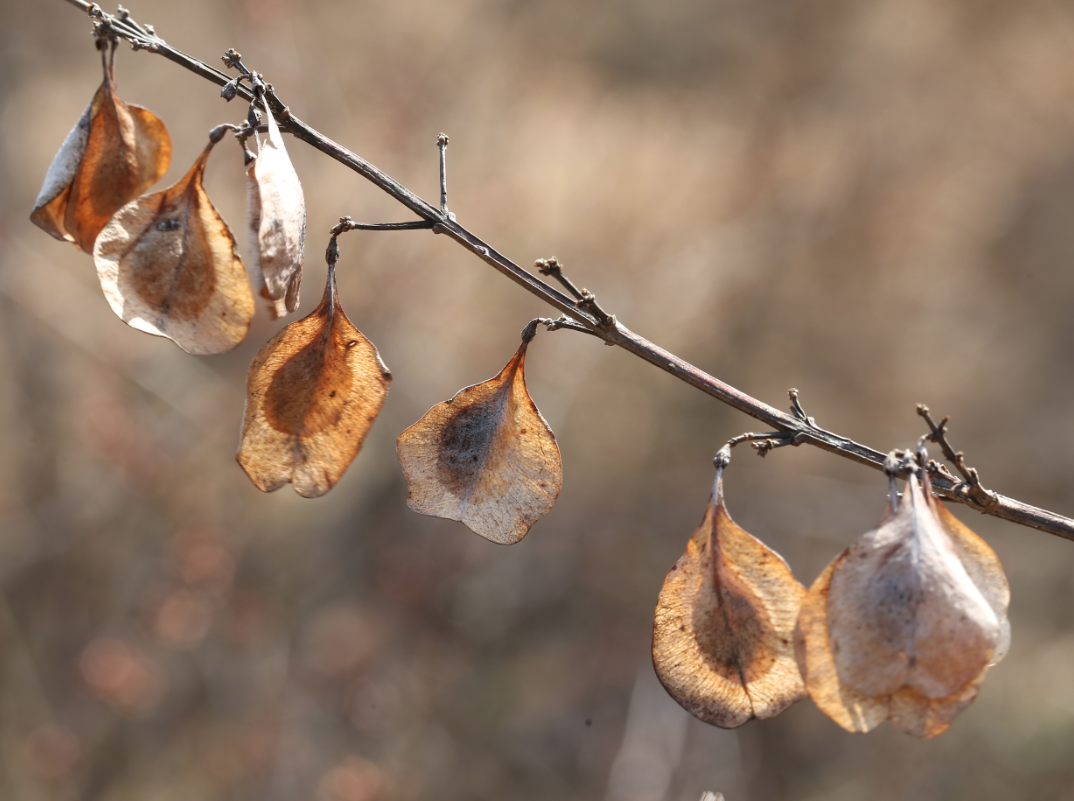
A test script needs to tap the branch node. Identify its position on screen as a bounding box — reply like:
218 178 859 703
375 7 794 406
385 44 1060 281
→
207 123 239 144
330 216 354 236
578 289 615 328
521 317 557 344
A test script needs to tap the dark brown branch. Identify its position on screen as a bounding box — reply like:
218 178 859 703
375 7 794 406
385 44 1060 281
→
57 0 1074 543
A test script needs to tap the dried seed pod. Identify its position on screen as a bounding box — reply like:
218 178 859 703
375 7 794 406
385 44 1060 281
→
31 47 171 252
237 260 391 497
653 457 807 728
93 129 254 355
795 467 1010 738
396 329 562 545
246 97 306 318
932 497 1011 665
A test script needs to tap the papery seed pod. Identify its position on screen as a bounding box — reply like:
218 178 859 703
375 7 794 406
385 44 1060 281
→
237 255 390 498
93 127 254 355
31 46 171 252
396 324 562 545
246 96 306 318
795 460 1010 739
653 449 807 728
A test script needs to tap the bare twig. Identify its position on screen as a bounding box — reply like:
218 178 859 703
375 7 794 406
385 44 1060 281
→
918 405 997 507
544 316 602 337
438 133 450 214
535 257 614 328
53 0 1074 542
535 257 584 300
725 429 797 458
519 316 598 342
788 387 816 426
331 216 434 234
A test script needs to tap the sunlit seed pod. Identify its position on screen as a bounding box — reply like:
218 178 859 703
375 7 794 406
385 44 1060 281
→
31 46 170 252
246 96 306 318
93 130 254 355
795 466 1010 739
396 331 562 545
237 259 391 498
653 457 807 728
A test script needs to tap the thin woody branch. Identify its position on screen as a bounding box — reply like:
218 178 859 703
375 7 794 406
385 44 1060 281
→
58 0 1074 542
332 216 434 233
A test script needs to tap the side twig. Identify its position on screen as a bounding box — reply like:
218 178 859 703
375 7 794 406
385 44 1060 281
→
917 405 996 508
57 0 1074 542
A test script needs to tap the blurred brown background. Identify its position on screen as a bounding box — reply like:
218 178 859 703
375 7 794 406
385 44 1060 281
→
3 0 1074 799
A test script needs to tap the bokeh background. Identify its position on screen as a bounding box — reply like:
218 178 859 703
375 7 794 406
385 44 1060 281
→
3 0 1074 799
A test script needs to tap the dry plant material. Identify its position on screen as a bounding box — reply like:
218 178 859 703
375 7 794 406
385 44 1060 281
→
795 468 1010 738
652 465 807 728
396 333 562 545
247 98 306 318
237 261 391 497
31 46 170 252
93 129 254 355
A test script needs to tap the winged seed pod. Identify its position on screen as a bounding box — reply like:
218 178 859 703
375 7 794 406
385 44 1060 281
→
652 448 807 728
93 127 254 355
396 325 562 545
794 457 1010 739
236 254 391 498
247 97 306 318
31 47 170 252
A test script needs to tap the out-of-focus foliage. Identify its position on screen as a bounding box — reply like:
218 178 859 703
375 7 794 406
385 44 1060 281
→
5 0 1074 799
